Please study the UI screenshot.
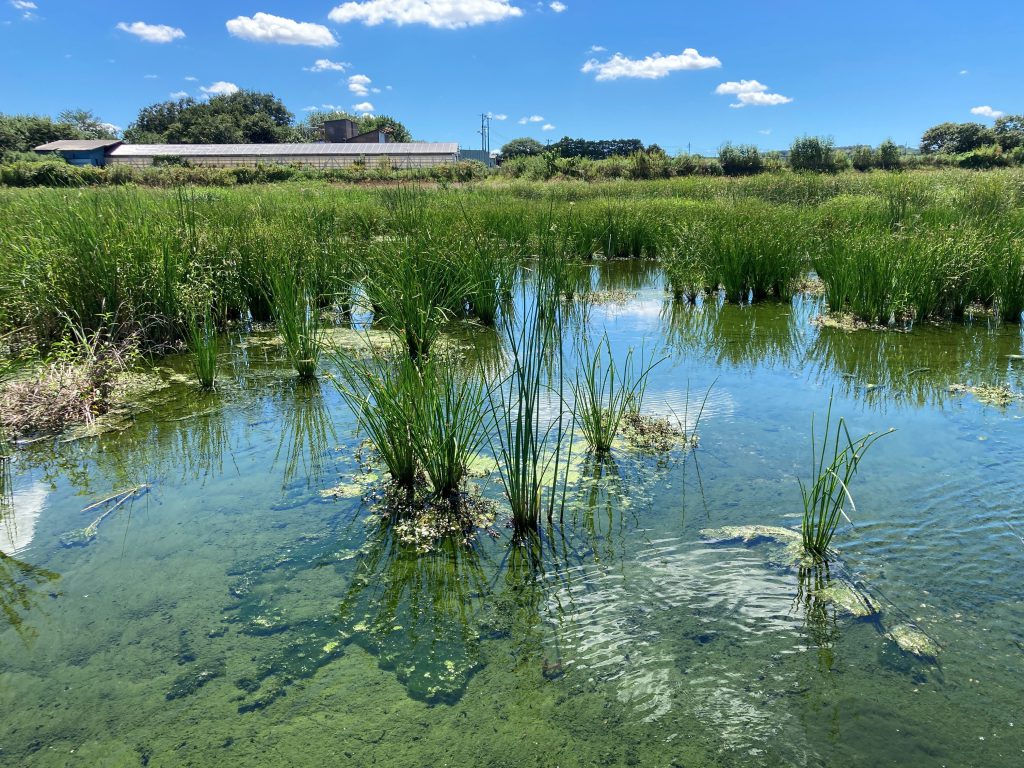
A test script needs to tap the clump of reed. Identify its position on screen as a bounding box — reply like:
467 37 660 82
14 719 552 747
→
487 289 573 531
265 267 323 379
330 345 489 501
570 333 661 454
185 307 218 390
799 395 892 561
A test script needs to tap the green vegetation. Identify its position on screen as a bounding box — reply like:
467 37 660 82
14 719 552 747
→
799 396 892 561
185 309 218 390
266 266 323 380
571 334 660 454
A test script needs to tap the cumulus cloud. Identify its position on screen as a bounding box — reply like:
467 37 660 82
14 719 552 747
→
542 123 555 131
959 69 968 75
348 73 372 95
489 113 508 120
352 101 375 113
970 105 1004 119
581 48 721 81
116 21 186 44
549 2 566 11
589 45 606 53
11 1 37 8
226 12 337 46
517 115 544 124
200 81 240 97
184 75 198 81
306 58 348 72
170 91 189 99
329 0 523 29
715 79 791 108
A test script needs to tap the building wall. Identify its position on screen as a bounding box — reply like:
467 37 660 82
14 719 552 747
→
106 153 456 170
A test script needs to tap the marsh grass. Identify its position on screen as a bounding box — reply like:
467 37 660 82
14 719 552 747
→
799 395 892 561
330 346 421 491
413 356 490 499
571 334 662 454
186 308 218 390
488 290 573 531
266 268 322 379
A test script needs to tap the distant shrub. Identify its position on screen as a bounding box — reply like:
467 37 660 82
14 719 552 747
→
955 145 1010 170
718 143 764 176
851 146 875 172
790 136 836 173
877 140 902 171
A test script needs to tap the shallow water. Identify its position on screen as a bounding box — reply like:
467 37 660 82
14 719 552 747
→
2 262 1023 767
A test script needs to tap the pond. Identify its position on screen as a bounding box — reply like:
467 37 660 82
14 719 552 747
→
2 262 1023 767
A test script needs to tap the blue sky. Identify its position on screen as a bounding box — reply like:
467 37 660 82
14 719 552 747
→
1 1 1021 153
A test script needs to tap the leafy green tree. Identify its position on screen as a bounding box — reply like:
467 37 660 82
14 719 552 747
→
549 137 645 160
789 136 836 172
57 109 117 139
718 142 763 175
124 91 293 144
877 139 902 170
994 115 1024 151
498 137 544 161
851 145 875 172
919 122 994 154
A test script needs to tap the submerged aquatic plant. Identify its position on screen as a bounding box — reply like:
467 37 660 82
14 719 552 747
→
266 268 323 379
185 308 218 390
571 333 662 454
487 290 573 531
799 395 892 561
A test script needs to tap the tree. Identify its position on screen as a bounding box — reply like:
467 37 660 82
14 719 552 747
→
124 90 294 144
851 145 875 172
919 122 994 154
291 111 413 143
994 115 1024 151
57 109 117 139
789 136 836 172
548 137 645 160
877 139 902 170
718 142 763 175
498 137 544 162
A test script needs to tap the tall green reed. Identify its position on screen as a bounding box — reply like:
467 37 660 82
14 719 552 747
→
799 395 892 561
265 267 323 379
185 308 218 389
570 333 661 454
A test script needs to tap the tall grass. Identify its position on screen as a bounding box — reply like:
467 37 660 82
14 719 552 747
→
799 395 892 561
487 289 572 531
265 267 322 379
570 334 661 454
330 347 421 491
186 308 218 389
413 356 490 499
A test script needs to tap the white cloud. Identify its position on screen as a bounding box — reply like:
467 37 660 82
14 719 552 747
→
758 129 772 135
959 69 968 75
348 73 372 95
116 21 186 44
303 106 319 112
970 105 1004 119
184 75 198 81
589 45 606 53
716 80 791 108
321 103 345 111
581 48 721 81
170 91 189 99
200 81 240 97
542 123 555 131
329 0 523 29
489 113 508 120
144 74 158 79
352 101 375 113
226 12 337 47
549 2 566 11
11 1 37 9
517 115 544 124
306 58 348 72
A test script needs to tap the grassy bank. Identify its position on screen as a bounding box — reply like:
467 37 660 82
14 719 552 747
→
0 170 1022 356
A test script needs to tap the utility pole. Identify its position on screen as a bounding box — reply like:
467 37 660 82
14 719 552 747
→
478 113 491 154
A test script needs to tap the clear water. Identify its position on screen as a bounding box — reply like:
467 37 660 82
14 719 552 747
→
3 262 1023 767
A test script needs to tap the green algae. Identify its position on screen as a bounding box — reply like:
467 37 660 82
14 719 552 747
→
887 623 941 659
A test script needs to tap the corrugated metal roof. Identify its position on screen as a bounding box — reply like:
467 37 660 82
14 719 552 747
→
34 140 123 151
107 142 458 157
